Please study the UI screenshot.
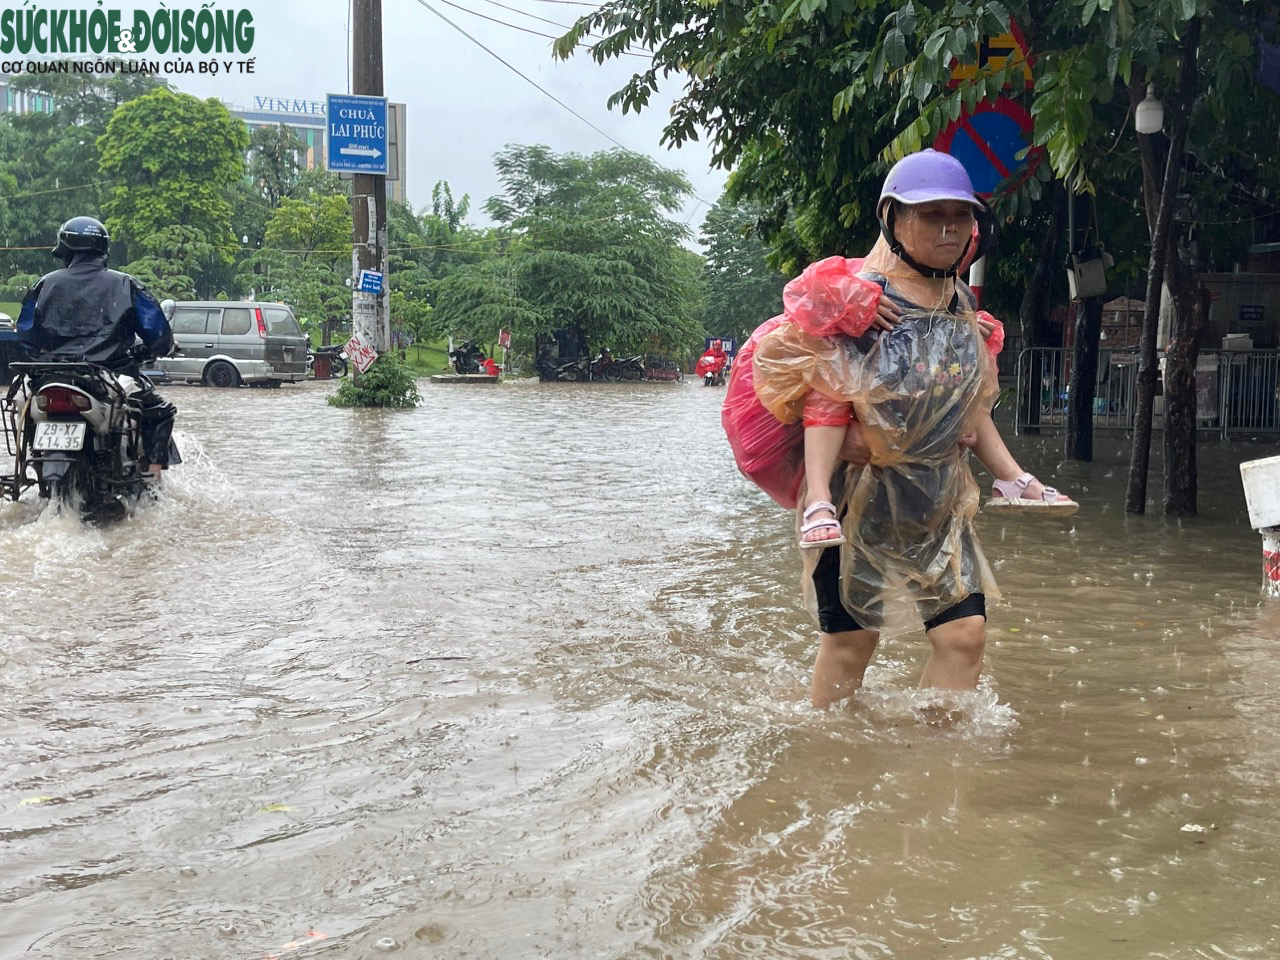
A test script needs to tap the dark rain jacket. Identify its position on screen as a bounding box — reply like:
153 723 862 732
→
17 253 173 369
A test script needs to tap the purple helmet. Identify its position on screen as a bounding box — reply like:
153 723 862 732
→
878 149 981 217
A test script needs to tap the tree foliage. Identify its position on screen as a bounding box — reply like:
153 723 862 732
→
249 124 307 209
0 69 166 278
97 89 249 264
119 224 216 301
328 353 421 408
386 182 492 343
435 145 705 356
238 187 352 333
698 196 789 346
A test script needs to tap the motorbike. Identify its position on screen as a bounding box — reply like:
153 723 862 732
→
308 343 349 378
591 354 644 381
2 352 170 522
615 355 645 381
536 355 591 382
696 351 729 386
591 353 622 382
449 339 486 375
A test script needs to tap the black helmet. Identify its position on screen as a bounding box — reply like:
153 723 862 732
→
52 216 110 263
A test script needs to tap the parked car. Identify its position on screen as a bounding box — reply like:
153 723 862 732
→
0 312 13 331
150 300 309 387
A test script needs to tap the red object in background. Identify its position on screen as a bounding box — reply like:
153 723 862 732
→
482 358 500 377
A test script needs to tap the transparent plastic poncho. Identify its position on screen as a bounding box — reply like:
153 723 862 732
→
750 246 1002 628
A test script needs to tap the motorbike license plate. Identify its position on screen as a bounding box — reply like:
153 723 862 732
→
33 421 87 451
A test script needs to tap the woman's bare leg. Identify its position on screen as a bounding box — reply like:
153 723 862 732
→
919 616 986 690
812 628 880 708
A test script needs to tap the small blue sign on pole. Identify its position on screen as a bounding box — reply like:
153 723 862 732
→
357 269 384 295
326 94 388 175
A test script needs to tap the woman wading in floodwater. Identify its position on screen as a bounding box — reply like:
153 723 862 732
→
752 150 1072 708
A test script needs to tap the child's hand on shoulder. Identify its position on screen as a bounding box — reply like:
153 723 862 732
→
873 300 903 332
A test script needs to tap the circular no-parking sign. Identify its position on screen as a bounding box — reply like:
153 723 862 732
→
934 98 1041 199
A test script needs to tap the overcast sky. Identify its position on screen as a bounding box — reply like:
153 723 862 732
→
163 0 729 241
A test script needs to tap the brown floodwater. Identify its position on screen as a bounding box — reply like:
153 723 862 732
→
1 378 1277 959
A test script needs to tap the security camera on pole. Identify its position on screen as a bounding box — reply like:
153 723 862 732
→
329 0 389 375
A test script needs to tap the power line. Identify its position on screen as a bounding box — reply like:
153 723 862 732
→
247 205 656 256
0 180 110 202
412 0 635 161
409 0 717 209
434 0 648 57
475 0 649 56
434 0 564 40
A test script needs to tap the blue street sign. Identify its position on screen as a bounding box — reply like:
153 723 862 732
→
358 269 384 295
326 94 388 175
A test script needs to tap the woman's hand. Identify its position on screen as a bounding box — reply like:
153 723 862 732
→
872 298 903 332
976 317 997 341
839 420 872 467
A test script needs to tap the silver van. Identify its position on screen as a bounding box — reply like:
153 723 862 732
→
155 300 309 387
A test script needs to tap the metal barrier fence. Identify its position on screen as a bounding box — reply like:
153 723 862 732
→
1013 347 1280 438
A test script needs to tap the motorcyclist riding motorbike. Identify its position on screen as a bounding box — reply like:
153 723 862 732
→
16 216 180 479
696 340 729 385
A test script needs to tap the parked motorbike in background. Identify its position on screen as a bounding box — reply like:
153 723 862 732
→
449 339 486 375
537 355 592 382
615 355 645 381
591 352 623 382
1 351 173 522
308 343 349 378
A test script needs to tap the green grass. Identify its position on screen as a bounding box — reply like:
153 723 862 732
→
0 301 21 320
405 341 451 376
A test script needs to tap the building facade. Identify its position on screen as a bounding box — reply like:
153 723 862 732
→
0 81 57 117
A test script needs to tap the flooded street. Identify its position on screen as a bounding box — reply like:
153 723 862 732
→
2 378 1278 959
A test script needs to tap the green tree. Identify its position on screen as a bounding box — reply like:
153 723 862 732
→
435 145 704 357
97 89 249 265
119 224 216 301
239 192 352 338
328 353 421 408
387 182 496 348
698 195 788 346
0 68 167 279
249 124 307 208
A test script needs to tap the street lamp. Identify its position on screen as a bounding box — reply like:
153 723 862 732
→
1135 84 1164 134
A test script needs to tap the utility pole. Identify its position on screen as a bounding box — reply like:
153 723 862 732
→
351 0 389 357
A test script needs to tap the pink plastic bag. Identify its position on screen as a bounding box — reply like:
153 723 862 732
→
722 314 806 508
